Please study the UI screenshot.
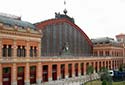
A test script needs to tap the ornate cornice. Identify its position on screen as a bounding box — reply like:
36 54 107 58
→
0 23 42 38
0 27 41 38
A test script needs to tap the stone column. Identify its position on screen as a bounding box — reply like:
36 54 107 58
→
48 64 52 81
57 63 61 80
0 38 2 59
110 60 113 70
36 62 42 84
11 63 17 85
25 63 30 85
97 61 99 72
65 63 68 79
78 63 81 76
72 63 75 77
107 60 110 70
84 62 86 75
93 62 96 73
0 64 2 85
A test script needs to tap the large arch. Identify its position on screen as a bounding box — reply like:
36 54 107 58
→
36 18 93 56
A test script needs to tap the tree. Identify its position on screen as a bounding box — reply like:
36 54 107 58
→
119 64 124 72
102 80 107 85
86 65 94 85
99 67 112 85
86 65 94 75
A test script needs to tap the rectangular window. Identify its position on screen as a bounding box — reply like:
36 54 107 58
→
2 45 7 57
30 46 33 57
34 47 37 57
8 45 12 57
17 46 21 57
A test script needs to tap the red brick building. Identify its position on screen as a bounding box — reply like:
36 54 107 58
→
0 13 124 85
92 37 125 57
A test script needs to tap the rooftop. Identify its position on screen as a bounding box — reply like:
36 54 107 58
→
91 37 121 46
0 14 36 29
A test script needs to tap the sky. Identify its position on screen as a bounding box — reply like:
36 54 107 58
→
0 0 125 39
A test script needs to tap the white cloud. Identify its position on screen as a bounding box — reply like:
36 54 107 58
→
0 0 125 38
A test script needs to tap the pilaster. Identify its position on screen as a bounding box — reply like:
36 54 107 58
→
93 62 96 73
65 63 68 79
110 60 113 70
26 41 30 58
11 63 17 85
57 63 61 80
24 63 30 85
48 64 52 81
78 63 81 76
38 41 41 58
72 63 75 77
97 61 99 72
36 62 42 84
84 62 86 75
13 39 17 59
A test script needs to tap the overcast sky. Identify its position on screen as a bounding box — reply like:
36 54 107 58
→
0 0 125 39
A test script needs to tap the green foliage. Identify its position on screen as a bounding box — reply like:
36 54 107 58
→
100 67 108 73
86 65 94 75
119 64 123 72
102 80 107 85
3 67 10 73
18 67 24 72
100 67 112 82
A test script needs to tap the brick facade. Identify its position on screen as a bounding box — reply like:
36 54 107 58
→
0 14 125 85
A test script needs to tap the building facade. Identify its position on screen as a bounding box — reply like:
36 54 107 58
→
0 13 124 85
92 36 125 57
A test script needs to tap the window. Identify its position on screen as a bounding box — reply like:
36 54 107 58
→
34 47 37 57
2 45 7 57
22 46 26 57
30 46 33 57
8 45 12 57
3 67 11 73
2 45 12 57
17 46 21 57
